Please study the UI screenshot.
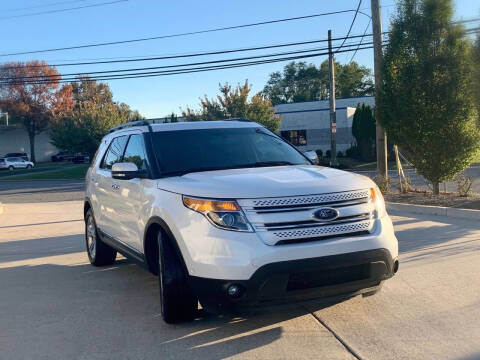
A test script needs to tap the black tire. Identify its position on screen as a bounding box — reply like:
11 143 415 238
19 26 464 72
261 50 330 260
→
85 209 117 266
157 230 197 323
26 165 32 169
8 166 14 171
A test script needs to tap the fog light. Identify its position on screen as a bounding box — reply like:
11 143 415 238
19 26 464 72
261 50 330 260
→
227 284 243 299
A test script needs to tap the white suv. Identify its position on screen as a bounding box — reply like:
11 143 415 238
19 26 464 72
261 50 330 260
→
84 119 398 323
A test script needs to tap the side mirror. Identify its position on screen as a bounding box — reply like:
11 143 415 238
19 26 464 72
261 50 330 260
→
303 151 319 164
112 162 147 180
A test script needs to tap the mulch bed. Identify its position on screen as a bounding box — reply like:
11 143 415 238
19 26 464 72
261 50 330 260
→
385 191 480 210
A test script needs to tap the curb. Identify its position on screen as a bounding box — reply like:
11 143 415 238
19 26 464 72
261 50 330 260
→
387 202 480 221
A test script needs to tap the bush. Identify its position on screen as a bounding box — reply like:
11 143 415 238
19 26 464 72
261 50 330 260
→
315 149 323 158
326 150 331 158
337 151 344 158
346 145 361 159
374 175 390 194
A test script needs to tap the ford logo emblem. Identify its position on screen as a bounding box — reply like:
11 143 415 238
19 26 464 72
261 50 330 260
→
312 207 340 222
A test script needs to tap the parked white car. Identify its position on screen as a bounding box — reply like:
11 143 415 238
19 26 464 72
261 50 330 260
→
84 119 399 323
0 157 34 170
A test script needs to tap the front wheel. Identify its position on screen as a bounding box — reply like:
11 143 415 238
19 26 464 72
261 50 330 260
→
157 231 197 323
8 166 14 171
26 165 32 169
85 209 117 266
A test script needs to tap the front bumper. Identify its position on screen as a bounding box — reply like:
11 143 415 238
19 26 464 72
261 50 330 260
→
190 248 397 308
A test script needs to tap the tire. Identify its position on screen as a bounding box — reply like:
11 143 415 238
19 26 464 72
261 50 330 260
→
26 165 32 169
157 230 197 323
8 166 14 171
85 209 117 266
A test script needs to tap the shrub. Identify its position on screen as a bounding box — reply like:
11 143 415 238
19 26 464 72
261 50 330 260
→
455 174 474 197
315 149 323 159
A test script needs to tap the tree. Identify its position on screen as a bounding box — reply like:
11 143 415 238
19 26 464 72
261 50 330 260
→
182 80 281 132
263 60 373 105
0 61 74 162
473 36 480 117
379 0 480 194
352 104 376 161
50 79 143 157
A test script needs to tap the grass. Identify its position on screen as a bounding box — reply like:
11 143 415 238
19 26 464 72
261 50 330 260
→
4 164 89 180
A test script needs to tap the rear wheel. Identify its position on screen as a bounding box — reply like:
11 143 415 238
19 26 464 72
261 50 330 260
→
157 230 197 323
85 209 117 266
26 165 32 169
8 166 14 171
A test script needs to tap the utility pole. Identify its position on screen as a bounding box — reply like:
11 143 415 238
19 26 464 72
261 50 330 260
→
371 0 388 180
328 29 338 167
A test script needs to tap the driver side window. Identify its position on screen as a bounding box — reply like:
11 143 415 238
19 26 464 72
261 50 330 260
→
100 136 128 170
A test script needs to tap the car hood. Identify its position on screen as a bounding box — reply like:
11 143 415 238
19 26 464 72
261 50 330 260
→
156 165 374 199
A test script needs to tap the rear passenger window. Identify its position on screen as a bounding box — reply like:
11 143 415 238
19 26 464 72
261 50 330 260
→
123 134 149 171
100 136 128 170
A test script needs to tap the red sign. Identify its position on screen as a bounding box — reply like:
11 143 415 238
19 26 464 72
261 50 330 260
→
331 123 337 133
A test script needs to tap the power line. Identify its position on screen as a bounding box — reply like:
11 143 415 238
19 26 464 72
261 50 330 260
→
1 0 89 13
1 33 377 69
0 0 127 20
349 18 371 63
336 0 363 53
0 9 365 57
1 45 381 86
1 41 375 81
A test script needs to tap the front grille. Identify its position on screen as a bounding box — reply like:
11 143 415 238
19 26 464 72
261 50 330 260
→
286 264 371 291
238 189 374 245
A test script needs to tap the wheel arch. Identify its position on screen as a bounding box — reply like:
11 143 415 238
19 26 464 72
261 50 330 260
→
143 216 188 275
83 198 92 220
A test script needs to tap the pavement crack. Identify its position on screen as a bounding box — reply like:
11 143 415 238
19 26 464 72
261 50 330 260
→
302 305 364 360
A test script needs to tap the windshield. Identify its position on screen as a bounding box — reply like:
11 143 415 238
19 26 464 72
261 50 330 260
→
151 127 310 176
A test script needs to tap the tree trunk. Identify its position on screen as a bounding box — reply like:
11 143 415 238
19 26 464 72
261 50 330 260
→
28 132 36 163
433 181 440 195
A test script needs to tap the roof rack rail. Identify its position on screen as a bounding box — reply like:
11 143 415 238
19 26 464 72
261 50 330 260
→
222 117 252 122
108 120 151 133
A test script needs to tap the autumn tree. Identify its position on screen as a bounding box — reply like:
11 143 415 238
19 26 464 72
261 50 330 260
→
0 61 74 162
50 78 143 157
183 80 280 132
380 0 480 194
263 60 373 105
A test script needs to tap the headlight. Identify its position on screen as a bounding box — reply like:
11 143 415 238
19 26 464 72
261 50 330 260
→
369 187 386 219
183 196 253 232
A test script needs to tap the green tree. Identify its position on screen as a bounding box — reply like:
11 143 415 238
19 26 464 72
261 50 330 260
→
182 80 281 132
379 0 480 194
352 104 376 161
263 60 373 105
50 79 143 156
473 36 480 117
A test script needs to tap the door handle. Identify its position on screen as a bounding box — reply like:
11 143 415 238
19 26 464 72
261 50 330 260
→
112 184 120 190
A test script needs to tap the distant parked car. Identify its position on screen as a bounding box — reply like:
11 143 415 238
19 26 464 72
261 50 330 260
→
72 153 90 164
0 157 34 170
51 151 74 162
5 152 29 161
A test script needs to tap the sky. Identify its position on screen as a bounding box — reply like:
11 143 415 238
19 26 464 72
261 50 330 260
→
1 0 479 118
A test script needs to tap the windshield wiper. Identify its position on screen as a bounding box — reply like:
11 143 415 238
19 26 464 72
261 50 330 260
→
252 161 295 167
161 161 295 177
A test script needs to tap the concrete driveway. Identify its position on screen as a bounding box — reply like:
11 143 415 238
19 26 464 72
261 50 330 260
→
0 201 479 360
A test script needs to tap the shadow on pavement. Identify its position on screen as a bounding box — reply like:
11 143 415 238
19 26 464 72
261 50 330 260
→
0 256 336 360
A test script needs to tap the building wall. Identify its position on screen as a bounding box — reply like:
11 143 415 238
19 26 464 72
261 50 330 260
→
0 125 59 162
275 96 374 154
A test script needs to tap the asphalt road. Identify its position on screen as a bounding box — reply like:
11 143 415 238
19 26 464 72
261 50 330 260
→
1 201 479 359
0 179 84 203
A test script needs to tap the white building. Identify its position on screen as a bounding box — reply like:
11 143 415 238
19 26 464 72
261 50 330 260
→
275 96 375 154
